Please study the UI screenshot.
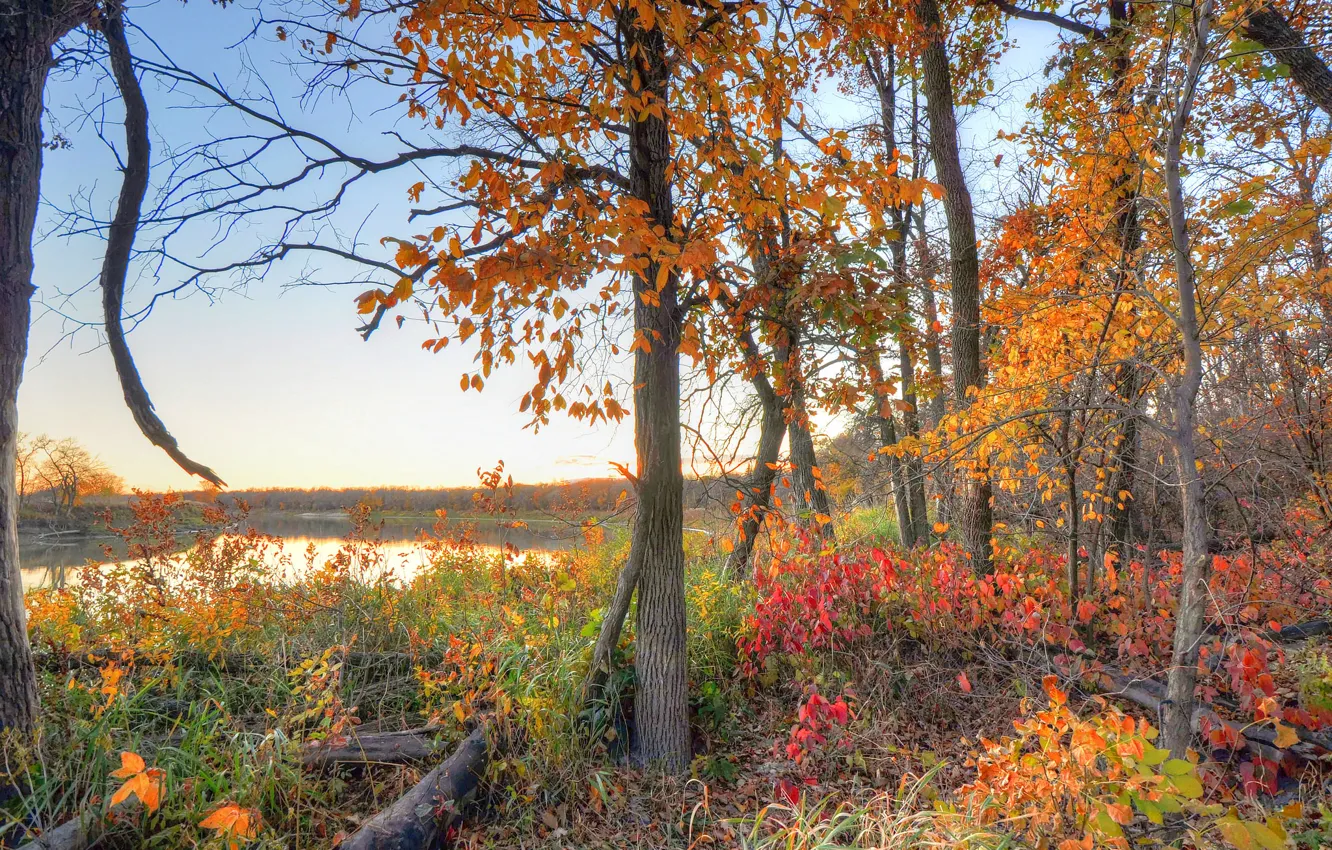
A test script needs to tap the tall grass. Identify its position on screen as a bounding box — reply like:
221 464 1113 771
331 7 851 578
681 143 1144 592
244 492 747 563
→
7 496 751 846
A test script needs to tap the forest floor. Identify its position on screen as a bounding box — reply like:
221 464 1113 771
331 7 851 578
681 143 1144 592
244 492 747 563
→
7 495 1332 849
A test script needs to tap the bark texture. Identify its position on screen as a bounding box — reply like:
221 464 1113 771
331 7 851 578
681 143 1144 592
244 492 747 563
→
622 11 689 771
0 0 97 739
1244 3 1332 117
726 322 787 578
1162 0 1214 758
916 0 992 571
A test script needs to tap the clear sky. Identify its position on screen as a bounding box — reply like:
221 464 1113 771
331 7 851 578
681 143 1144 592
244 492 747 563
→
19 0 1057 492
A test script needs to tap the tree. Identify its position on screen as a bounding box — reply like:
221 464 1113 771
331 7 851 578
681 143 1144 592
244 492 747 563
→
1 0 222 738
14 433 47 512
25 436 121 515
913 0 992 571
333 0 818 770
1160 0 1215 758
0 0 101 739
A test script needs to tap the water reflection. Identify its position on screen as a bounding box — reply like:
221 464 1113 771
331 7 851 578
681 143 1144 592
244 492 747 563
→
19 513 584 590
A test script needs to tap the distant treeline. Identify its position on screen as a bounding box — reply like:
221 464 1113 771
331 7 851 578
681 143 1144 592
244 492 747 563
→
180 477 724 516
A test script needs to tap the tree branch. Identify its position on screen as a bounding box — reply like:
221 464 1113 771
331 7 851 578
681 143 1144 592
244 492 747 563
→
989 0 1105 39
100 3 225 487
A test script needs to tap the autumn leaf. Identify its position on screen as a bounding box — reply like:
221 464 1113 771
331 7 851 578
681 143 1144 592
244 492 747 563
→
109 752 164 813
1272 722 1299 749
110 750 145 779
957 671 972 693
200 802 262 850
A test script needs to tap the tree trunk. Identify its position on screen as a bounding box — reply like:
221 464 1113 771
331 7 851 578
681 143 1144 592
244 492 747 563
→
867 351 915 546
622 11 689 771
898 342 931 545
0 3 78 738
915 204 947 430
774 325 833 537
1244 3 1332 117
1162 0 1213 758
876 397 915 546
867 48 929 547
786 388 834 536
726 324 787 579
1102 367 1140 567
1095 0 1145 572
916 0 991 571
1066 462 1080 601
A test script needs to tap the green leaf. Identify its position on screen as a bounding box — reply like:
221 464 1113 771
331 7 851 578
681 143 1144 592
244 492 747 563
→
1169 772 1204 799
1157 793 1183 814
1163 758 1195 776
1137 798 1164 825
1221 199 1255 217
1094 809 1124 838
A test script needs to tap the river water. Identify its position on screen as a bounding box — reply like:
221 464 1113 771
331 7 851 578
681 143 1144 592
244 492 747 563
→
19 513 585 591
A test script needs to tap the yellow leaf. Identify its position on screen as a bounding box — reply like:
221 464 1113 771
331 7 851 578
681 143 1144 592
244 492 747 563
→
1273 722 1299 749
1245 821 1286 850
1217 817 1254 850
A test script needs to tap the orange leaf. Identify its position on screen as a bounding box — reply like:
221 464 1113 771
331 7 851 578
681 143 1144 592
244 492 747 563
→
110 768 164 812
110 751 145 779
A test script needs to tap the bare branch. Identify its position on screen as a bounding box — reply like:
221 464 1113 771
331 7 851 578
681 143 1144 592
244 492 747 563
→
100 3 225 487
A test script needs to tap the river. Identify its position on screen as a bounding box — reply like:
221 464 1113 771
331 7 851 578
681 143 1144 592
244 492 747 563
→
19 513 586 591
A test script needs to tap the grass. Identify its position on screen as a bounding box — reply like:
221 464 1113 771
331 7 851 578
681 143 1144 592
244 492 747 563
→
8 493 1332 849
837 505 904 548
6 495 754 847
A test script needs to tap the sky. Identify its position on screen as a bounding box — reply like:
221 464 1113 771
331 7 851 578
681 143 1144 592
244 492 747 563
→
18 0 1059 492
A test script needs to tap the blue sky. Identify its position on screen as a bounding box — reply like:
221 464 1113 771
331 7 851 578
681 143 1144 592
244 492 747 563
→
19 0 1059 491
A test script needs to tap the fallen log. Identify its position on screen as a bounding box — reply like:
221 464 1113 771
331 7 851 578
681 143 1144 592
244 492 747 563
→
337 725 488 850
302 727 447 770
15 727 457 850
1093 669 1291 763
1057 660 1331 763
1270 619 1331 643
16 815 90 850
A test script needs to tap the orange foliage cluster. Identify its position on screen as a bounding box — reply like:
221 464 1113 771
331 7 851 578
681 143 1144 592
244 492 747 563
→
26 493 281 658
961 677 1303 850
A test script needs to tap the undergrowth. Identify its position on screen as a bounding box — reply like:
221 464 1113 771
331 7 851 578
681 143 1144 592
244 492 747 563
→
5 497 1332 848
